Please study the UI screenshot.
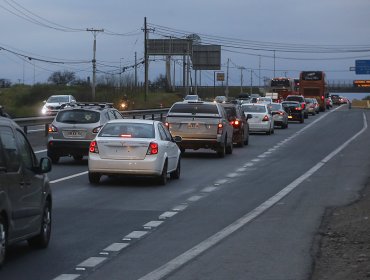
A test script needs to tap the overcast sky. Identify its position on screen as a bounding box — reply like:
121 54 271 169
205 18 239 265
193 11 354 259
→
0 0 369 86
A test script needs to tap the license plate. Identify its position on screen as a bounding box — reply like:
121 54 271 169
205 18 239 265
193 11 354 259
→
67 131 82 137
288 116 293 119
188 123 199 129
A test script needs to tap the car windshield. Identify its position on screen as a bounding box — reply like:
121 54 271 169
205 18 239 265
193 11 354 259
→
286 96 302 102
282 102 299 107
241 105 267 113
56 109 100 124
184 95 198 100
47 96 69 103
169 103 218 114
99 123 154 138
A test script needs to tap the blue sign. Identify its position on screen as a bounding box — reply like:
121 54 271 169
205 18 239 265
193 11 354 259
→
355 60 370 75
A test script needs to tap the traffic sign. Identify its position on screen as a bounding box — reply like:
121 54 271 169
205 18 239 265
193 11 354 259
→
355 60 370 74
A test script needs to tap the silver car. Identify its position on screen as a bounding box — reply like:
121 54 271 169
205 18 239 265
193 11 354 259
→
270 102 288 129
165 101 234 157
47 102 123 163
241 103 274 135
41 95 76 116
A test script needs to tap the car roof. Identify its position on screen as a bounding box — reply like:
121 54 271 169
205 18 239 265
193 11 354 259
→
0 116 21 130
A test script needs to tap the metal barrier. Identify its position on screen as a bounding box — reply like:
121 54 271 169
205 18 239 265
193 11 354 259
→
13 108 169 135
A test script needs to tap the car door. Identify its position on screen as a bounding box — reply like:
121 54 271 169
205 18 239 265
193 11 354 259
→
10 128 44 237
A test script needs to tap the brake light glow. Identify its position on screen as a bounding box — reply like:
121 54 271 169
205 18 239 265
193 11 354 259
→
295 107 302 111
301 103 305 109
92 126 102 134
147 142 158 155
48 124 58 133
120 134 132 138
89 141 99 153
321 95 325 100
262 115 269 121
217 123 223 134
165 122 169 128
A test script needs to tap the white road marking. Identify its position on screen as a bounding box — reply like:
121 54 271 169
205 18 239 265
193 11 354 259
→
202 186 218 193
137 113 367 280
103 243 129 252
172 204 188 211
50 171 88 184
125 231 148 239
244 163 254 167
77 257 106 268
144 221 163 228
226 173 239 178
52 274 80 280
236 167 247 172
35 149 47 154
187 195 203 202
214 179 228 185
251 158 261 162
159 211 178 219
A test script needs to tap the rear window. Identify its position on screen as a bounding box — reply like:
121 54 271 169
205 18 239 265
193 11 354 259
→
241 105 267 113
99 123 154 138
270 103 282 111
223 106 237 118
169 103 219 114
286 96 303 102
282 102 299 107
47 96 69 103
56 109 100 124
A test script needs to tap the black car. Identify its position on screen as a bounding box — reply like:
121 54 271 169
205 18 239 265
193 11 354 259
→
0 117 52 266
282 101 304 123
221 103 251 147
285 95 309 119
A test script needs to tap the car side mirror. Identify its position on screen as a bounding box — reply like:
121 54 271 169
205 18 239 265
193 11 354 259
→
246 113 252 119
37 157 52 174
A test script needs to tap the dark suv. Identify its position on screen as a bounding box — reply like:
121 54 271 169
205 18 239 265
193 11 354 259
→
285 95 309 119
47 102 123 163
0 117 52 266
221 103 250 147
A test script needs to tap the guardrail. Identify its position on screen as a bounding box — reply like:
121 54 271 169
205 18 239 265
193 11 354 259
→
13 108 170 135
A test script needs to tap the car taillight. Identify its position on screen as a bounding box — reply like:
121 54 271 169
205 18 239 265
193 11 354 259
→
217 123 223 134
48 124 58 133
89 141 99 153
295 107 302 111
165 122 169 128
262 115 269 121
147 142 158 155
301 103 305 109
321 95 325 100
230 120 240 127
92 126 102 134
279 112 284 116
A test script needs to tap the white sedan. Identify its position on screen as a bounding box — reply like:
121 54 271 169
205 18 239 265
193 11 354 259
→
241 103 274 135
88 119 181 185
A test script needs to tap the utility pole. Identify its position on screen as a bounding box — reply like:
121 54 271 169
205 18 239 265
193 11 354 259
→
250 69 253 95
134 52 138 91
225 58 230 98
239 67 245 94
87 28 104 101
273 50 276 78
144 17 149 102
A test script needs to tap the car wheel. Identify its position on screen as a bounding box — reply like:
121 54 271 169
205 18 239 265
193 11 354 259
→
0 217 7 267
217 143 226 158
304 112 308 119
48 152 59 164
236 132 244 147
300 118 304 123
170 157 181 180
226 138 233 154
89 172 101 185
73 155 83 161
285 122 288 129
244 132 249 145
180 147 186 154
158 161 168 185
28 200 51 249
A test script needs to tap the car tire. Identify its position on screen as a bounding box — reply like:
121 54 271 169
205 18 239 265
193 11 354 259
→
266 129 271 135
180 148 186 154
48 152 59 164
28 200 51 249
244 133 249 145
158 161 168 185
226 138 233 154
217 143 226 158
170 157 181 180
304 112 309 119
89 172 101 185
73 155 83 161
0 216 7 267
300 118 304 123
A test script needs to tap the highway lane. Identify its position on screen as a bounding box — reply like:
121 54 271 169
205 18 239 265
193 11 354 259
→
1 105 369 280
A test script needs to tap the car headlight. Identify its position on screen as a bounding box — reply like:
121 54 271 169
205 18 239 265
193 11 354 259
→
41 106 48 115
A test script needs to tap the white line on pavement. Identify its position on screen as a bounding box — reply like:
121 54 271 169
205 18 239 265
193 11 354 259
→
50 171 88 184
137 112 367 280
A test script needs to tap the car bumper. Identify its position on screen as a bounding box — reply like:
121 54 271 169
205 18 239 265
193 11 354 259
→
47 140 91 156
88 153 162 176
249 122 271 132
176 136 223 150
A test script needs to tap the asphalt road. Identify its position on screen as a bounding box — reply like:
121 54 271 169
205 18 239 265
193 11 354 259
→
1 105 369 280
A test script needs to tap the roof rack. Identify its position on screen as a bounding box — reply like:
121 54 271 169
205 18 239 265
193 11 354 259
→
60 102 114 109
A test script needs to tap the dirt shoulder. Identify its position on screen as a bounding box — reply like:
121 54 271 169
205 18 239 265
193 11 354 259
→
311 177 370 279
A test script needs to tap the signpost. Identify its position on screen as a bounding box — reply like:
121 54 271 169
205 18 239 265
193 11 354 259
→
355 60 370 75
